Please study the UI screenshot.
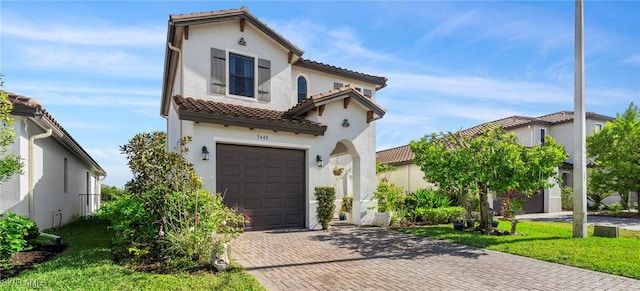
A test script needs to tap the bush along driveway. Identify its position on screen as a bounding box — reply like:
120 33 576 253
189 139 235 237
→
0 218 264 291
232 225 640 290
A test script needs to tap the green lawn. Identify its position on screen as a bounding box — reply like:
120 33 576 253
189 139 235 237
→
0 218 264 291
404 221 640 279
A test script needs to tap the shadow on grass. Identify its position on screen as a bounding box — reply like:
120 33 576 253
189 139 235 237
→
403 226 567 249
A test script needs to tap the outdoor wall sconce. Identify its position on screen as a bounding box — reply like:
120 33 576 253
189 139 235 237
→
342 119 350 127
238 37 246 46
316 155 323 167
202 146 210 161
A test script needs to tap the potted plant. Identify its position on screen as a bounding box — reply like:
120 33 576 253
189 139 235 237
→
452 212 465 231
339 211 346 221
341 196 353 222
333 166 344 176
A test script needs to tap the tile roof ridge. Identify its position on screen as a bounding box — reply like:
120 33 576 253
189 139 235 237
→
377 144 410 153
295 58 387 83
170 7 247 20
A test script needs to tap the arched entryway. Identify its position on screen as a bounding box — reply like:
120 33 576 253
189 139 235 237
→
329 140 361 225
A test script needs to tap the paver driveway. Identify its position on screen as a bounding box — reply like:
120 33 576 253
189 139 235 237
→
232 225 640 290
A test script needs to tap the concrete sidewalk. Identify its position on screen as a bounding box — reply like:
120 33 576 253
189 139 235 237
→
233 225 640 290
517 211 640 231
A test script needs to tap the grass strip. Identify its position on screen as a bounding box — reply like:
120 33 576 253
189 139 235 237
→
404 221 640 280
0 218 265 291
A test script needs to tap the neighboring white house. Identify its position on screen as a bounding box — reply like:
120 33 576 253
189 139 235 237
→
377 111 615 214
0 93 106 230
160 7 387 230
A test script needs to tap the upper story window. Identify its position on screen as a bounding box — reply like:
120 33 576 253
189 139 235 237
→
595 123 603 132
210 48 271 101
297 76 307 103
540 128 547 144
229 53 254 98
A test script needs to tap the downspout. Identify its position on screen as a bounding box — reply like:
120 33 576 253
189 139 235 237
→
168 42 184 146
28 128 53 221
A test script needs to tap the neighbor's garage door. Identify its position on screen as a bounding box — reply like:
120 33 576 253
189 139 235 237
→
493 190 545 214
216 144 305 231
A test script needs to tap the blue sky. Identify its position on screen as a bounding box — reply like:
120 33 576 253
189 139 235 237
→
1 1 638 188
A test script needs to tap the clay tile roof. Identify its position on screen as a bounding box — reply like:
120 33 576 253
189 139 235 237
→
376 145 415 166
294 58 387 88
2 91 106 176
173 95 327 136
377 110 614 165
169 6 303 56
285 85 385 120
460 115 534 136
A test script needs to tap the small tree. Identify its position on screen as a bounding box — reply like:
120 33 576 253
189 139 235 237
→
0 75 23 182
587 103 640 212
411 127 566 233
101 131 245 266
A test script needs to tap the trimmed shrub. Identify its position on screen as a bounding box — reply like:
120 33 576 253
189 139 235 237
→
374 180 404 213
561 187 573 211
315 187 335 229
420 206 465 224
341 196 353 213
0 212 38 262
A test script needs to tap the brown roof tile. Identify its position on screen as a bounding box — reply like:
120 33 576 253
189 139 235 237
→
294 58 387 88
173 95 327 136
3 92 107 176
376 145 415 166
285 85 386 119
169 6 303 56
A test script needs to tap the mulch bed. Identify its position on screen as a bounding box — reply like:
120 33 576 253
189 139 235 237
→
591 212 640 219
0 244 67 281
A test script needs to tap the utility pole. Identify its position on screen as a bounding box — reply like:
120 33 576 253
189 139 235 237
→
573 0 587 238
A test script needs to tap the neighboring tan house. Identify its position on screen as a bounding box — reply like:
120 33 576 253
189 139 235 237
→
0 93 106 230
160 7 387 230
377 111 614 214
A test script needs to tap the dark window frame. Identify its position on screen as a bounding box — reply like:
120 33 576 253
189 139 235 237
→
297 76 307 103
228 53 255 98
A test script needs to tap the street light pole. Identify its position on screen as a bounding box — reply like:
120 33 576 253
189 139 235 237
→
573 0 587 238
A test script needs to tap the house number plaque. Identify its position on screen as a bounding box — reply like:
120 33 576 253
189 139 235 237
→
257 134 269 140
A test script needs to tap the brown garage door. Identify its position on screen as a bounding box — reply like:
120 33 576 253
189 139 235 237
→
216 144 305 231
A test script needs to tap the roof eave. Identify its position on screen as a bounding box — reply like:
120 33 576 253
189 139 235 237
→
170 12 304 56
178 110 326 136
294 59 387 88
33 115 107 176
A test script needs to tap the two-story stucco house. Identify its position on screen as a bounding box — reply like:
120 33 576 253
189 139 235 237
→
160 7 387 230
377 111 614 214
0 93 106 230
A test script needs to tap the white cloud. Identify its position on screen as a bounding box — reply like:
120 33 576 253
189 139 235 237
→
623 54 640 66
423 10 477 39
58 121 119 131
268 19 395 65
384 72 573 104
20 46 162 76
1 14 164 47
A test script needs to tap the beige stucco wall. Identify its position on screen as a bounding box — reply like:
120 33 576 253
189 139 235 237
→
382 163 433 194
0 118 101 230
181 21 293 111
